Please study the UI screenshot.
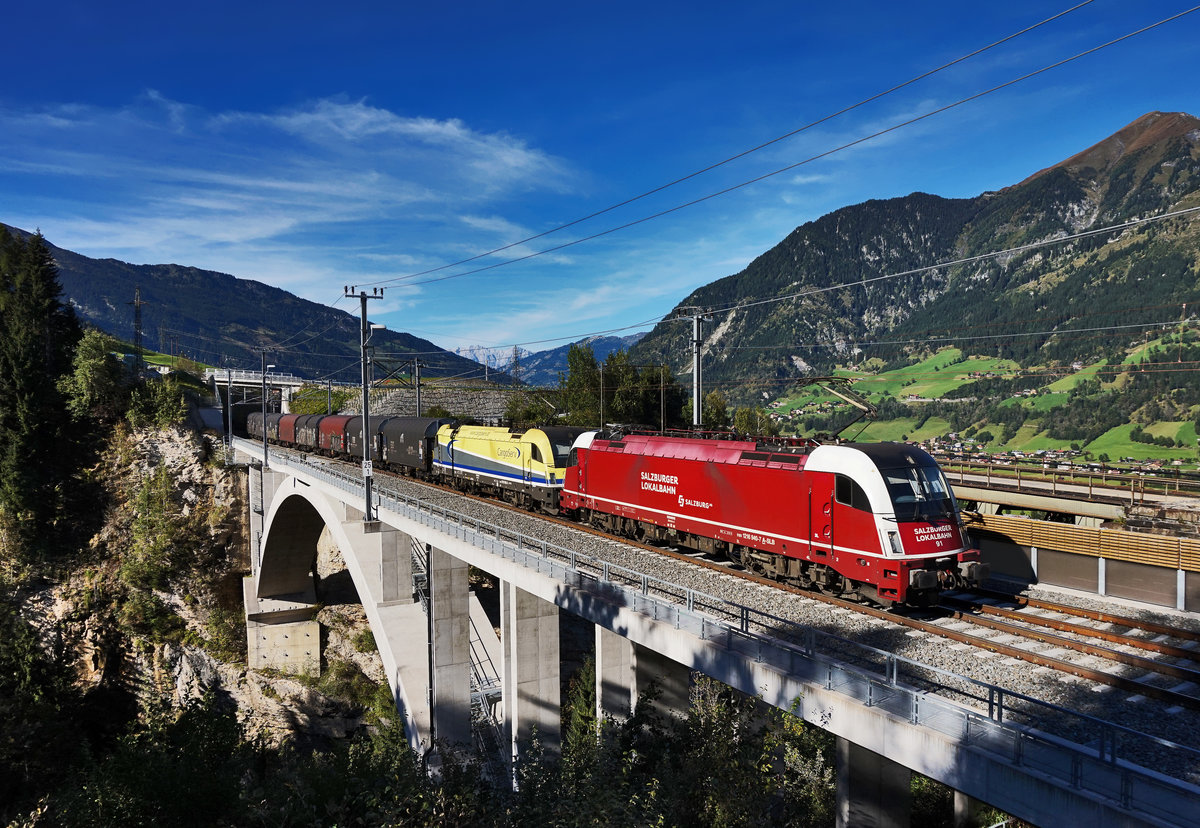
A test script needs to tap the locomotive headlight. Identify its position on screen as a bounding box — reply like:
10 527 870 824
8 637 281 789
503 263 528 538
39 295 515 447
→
888 531 903 555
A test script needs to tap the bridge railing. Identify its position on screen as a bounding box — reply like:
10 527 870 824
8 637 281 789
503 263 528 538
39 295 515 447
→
267 449 1200 823
939 456 1200 501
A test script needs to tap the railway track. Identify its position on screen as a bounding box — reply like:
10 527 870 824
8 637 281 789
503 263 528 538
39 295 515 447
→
934 590 1200 710
325 452 1200 712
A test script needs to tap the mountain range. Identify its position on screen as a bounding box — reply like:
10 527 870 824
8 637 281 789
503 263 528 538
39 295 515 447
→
629 111 1200 404
4 112 1198 406
511 334 645 386
0 226 500 383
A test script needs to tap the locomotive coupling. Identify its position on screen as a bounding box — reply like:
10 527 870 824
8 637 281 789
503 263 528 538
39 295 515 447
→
957 559 990 587
908 569 939 591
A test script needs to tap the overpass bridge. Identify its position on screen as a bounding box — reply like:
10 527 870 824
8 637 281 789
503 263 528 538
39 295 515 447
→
941 464 1200 612
234 438 1200 827
206 368 310 414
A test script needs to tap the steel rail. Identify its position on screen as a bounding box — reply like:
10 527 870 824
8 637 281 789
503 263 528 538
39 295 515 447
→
939 599 1200 691
411 468 1200 710
973 587 1200 642
943 594 1200 659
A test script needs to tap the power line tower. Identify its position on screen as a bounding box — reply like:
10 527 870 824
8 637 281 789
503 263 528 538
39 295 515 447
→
127 286 147 375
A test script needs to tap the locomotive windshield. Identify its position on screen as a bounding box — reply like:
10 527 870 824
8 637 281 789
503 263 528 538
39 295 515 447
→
540 427 591 468
550 439 574 467
881 464 956 522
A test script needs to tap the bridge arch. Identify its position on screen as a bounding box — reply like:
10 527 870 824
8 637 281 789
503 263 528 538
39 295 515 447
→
258 485 358 600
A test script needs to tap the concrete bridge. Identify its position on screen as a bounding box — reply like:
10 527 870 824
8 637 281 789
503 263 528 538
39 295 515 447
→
235 438 1200 828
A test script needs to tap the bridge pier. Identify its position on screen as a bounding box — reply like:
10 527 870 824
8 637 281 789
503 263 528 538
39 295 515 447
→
430 546 472 748
836 737 912 828
595 626 634 720
954 791 988 828
594 626 692 722
502 582 561 759
380 529 414 605
633 643 690 719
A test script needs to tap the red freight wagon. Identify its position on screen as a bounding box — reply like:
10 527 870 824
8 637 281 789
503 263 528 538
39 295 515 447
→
277 414 300 445
562 433 986 606
317 415 356 455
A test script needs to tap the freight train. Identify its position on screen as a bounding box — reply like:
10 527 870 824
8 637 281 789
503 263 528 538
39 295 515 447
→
247 412 586 511
246 413 986 606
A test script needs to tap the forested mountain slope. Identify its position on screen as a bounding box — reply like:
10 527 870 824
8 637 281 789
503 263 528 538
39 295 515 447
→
0 225 495 382
631 112 1200 402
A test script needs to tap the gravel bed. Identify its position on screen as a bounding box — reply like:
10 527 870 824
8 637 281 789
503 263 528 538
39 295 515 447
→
296 455 1200 784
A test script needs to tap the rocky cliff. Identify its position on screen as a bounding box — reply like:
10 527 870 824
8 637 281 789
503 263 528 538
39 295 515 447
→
16 423 386 748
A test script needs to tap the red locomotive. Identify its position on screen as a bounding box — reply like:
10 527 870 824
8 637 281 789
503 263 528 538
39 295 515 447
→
561 432 986 606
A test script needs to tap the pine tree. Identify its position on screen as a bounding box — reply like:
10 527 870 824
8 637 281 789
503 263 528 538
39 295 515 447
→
0 230 81 561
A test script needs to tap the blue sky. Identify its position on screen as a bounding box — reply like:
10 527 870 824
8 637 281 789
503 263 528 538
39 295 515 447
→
1 1 1198 370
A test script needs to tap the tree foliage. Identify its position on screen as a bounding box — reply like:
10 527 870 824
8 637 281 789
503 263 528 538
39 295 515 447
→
59 328 128 421
0 230 81 561
558 343 687 429
0 596 84 823
290 384 355 416
126 378 187 430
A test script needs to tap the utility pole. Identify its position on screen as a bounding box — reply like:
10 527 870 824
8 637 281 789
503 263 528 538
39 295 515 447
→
127 287 147 376
660 365 666 432
327 379 333 414
225 359 233 456
1180 302 1188 362
680 307 713 428
599 364 605 430
414 360 423 417
345 286 385 524
261 351 275 469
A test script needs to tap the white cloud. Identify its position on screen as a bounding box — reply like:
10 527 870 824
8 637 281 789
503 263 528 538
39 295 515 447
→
0 93 588 316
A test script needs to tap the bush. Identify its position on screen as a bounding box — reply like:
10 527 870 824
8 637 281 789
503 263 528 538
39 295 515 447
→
127 379 186 429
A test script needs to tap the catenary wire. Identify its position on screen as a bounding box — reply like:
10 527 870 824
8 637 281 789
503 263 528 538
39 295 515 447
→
371 6 1200 290
356 1 1096 287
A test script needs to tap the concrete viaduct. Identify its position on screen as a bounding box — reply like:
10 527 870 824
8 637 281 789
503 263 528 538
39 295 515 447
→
236 438 1200 828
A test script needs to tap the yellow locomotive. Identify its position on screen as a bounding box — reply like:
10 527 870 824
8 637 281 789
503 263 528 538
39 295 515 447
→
433 424 588 511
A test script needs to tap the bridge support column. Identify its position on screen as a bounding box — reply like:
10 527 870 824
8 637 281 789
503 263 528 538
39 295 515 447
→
502 582 560 760
634 642 690 719
430 546 471 748
836 737 911 828
595 625 635 721
248 466 286 573
380 530 414 605
953 790 988 828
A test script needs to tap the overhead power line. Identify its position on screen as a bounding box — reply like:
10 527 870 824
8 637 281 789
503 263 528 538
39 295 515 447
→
368 5 1200 291
715 318 1192 351
704 205 1200 316
359 1 1096 288
451 206 1200 354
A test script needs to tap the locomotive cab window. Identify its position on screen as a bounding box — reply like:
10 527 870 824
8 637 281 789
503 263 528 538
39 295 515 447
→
529 444 544 464
551 440 574 467
835 474 872 513
882 465 955 521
